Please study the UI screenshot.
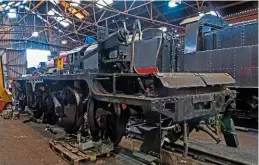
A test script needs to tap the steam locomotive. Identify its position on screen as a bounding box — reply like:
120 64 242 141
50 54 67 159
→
15 15 240 156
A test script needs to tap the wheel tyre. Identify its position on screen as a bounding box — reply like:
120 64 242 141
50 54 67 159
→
87 97 101 141
33 107 44 119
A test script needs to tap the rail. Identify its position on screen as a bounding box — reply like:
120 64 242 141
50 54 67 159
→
119 137 252 165
164 142 250 165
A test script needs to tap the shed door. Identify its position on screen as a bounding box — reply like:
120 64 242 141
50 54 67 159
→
2 49 27 79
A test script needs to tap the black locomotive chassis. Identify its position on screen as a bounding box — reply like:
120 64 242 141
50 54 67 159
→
94 91 235 122
20 72 235 123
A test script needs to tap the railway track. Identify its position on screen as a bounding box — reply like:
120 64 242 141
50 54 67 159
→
20 114 256 165
119 137 252 165
48 135 249 165
164 142 251 165
233 117 258 130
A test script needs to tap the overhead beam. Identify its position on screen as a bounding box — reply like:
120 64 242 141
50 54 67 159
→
99 2 196 31
63 1 165 39
96 3 185 29
0 0 44 39
60 1 89 19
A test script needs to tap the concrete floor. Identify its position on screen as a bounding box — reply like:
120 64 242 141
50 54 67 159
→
189 130 258 164
0 115 257 165
0 117 68 165
190 129 258 151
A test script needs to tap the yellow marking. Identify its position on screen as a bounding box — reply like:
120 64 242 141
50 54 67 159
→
56 57 64 69
60 1 88 19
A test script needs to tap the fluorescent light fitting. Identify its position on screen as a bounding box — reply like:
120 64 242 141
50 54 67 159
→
5 6 10 10
49 9 71 27
61 40 67 44
0 4 6 8
36 15 43 19
59 20 69 27
168 1 177 8
96 0 113 9
55 16 62 21
42 18 48 23
8 2 15 6
24 6 30 10
47 10 55 16
54 26 58 30
210 11 217 16
22 0 28 4
72 0 80 3
56 16 71 26
49 0 60 5
159 27 167 32
15 2 21 7
49 0 55 4
199 12 205 17
58 29 63 33
7 9 16 18
52 9 62 16
55 18 69 27
65 18 72 24
19 5 24 8
71 0 80 7
70 3 78 7
32 31 39 37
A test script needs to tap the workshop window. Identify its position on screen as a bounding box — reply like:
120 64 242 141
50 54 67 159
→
26 49 50 68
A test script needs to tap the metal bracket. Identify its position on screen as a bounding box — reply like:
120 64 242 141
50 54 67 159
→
28 79 43 92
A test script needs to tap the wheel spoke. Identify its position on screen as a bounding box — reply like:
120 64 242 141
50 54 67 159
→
87 99 129 146
59 86 83 134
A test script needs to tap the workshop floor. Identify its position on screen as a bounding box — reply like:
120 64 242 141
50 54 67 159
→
190 129 258 151
0 117 68 165
189 129 258 164
0 115 257 165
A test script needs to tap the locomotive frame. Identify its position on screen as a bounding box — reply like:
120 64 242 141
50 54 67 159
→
15 15 241 157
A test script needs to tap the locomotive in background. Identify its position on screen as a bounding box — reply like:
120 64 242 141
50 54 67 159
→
178 14 258 122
